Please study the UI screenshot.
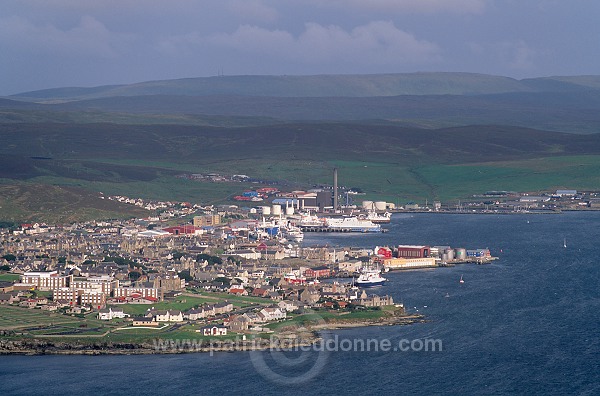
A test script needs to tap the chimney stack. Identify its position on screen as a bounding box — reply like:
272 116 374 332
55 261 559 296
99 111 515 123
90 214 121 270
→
333 168 338 211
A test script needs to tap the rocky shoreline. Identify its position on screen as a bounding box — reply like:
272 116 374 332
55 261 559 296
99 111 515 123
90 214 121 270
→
0 314 426 356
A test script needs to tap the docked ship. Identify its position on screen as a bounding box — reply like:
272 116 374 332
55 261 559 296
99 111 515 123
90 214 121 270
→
355 266 387 287
282 226 304 243
363 211 392 224
296 213 326 228
324 216 382 233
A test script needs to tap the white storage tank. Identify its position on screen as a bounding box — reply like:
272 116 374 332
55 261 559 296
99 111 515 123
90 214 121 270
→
285 206 294 216
445 248 455 261
362 201 374 210
455 248 467 260
261 206 271 215
375 201 387 211
272 204 282 216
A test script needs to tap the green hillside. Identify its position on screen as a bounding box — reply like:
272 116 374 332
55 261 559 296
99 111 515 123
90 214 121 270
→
0 184 149 223
11 72 600 101
2 121 600 222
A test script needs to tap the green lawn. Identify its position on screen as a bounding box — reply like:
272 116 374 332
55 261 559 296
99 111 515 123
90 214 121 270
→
0 273 19 282
115 295 218 316
0 305 79 330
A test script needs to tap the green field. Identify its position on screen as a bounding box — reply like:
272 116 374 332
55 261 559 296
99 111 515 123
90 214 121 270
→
116 295 221 316
0 305 86 330
0 273 19 282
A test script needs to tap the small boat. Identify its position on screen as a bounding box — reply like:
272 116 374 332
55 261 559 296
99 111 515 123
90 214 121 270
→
563 238 567 248
459 275 465 284
445 293 450 298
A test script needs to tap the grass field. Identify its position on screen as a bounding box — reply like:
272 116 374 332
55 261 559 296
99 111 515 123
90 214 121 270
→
0 273 19 282
0 305 81 330
116 295 220 316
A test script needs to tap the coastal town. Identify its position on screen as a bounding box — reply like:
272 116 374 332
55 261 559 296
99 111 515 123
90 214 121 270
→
0 179 594 354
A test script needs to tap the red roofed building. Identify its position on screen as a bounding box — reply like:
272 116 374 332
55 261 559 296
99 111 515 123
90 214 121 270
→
377 247 393 259
229 286 248 296
252 288 269 298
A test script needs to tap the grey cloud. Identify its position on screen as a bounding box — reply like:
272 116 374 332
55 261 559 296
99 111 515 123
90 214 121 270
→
164 21 441 67
0 15 131 58
305 0 486 14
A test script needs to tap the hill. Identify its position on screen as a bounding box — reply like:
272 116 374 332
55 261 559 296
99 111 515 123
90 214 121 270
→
2 121 600 220
4 72 600 133
11 73 600 101
30 91 598 133
0 184 149 223
3 72 600 221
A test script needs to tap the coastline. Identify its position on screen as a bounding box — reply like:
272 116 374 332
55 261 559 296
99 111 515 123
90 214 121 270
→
0 313 425 356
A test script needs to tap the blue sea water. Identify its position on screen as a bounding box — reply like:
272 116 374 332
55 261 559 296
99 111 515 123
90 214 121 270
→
1 212 599 395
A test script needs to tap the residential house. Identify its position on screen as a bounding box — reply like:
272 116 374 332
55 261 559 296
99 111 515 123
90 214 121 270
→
268 291 282 301
337 261 363 273
227 315 251 332
185 307 207 321
132 317 160 327
230 249 261 260
213 301 234 315
18 298 38 308
277 300 297 312
147 309 184 322
262 249 285 260
355 292 394 307
300 287 321 305
98 307 130 320
0 281 14 293
198 325 228 336
258 307 287 321
40 302 61 311
228 285 248 296
251 288 270 298
0 293 17 305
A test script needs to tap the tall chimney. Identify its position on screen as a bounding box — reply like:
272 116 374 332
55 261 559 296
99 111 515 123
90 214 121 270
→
333 167 338 211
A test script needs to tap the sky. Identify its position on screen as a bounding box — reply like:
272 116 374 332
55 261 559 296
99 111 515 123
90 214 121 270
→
1 0 599 95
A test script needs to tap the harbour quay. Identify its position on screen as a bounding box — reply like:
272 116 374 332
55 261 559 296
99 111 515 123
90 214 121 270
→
374 245 498 271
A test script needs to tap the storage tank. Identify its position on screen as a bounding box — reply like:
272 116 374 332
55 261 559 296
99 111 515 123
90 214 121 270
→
261 206 271 215
374 201 387 211
362 201 374 210
444 248 455 261
285 206 294 216
455 248 467 260
272 204 282 216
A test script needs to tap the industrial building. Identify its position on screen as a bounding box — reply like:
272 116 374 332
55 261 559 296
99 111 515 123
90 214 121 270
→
396 245 430 259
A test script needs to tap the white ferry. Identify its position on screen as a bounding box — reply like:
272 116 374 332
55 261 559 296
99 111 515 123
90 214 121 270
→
355 266 387 287
324 216 382 233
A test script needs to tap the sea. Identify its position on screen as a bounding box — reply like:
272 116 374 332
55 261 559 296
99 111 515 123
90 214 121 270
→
1 212 599 395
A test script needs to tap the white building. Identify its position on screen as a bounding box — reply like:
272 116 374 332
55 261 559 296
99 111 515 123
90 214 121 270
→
98 307 129 320
18 271 71 291
258 307 287 321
